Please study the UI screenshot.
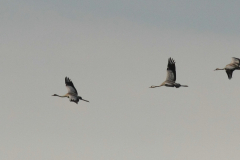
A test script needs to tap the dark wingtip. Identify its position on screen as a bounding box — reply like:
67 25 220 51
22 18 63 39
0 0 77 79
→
168 57 175 64
65 77 72 82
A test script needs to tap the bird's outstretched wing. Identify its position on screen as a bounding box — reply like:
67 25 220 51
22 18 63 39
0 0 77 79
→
166 58 176 82
226 70 234 79
231 57 240 65
65 77 78 94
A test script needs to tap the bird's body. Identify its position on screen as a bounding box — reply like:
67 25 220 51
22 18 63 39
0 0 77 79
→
150 58 188 88
215 57 240 79
52 77 89 104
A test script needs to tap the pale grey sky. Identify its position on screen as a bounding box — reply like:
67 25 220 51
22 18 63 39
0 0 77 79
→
1 0 240 160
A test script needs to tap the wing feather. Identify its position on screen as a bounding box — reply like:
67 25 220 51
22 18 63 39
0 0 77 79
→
231 57 240 65
166 58 176 82
65 77 78 94
226 70 233 79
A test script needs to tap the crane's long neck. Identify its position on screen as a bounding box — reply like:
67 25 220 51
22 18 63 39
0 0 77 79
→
150 85 162 88
58 95 67 98
53 94 68 98
215 68 225 71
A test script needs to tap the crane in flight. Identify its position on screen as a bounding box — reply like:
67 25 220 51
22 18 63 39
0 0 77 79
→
214 57 240 79
52 77 89 104
150 58 188 88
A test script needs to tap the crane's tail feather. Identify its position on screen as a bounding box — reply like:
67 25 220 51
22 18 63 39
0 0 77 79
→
82 99 89 102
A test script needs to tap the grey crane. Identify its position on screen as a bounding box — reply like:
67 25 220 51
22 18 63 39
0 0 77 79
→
52 77 89 104
215 57 240 79
150 58 188 88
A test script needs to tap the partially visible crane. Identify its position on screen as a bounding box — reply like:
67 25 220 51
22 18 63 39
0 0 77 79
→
215 57 240 79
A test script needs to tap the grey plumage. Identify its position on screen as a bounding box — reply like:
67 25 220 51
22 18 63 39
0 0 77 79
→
215 57 240 79
52 77 89 104
150 58 188 88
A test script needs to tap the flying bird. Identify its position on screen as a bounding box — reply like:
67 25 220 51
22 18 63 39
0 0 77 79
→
52 77 89 104
215 57 240 79
150 58 188 88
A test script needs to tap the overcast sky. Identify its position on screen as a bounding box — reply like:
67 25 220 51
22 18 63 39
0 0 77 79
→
1 0 240 159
